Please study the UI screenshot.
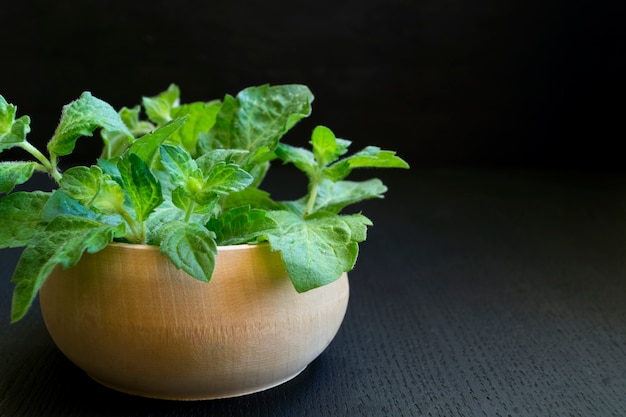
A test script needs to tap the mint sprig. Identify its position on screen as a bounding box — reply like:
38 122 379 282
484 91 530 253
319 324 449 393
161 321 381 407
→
0 84 409 322
275 125 409 216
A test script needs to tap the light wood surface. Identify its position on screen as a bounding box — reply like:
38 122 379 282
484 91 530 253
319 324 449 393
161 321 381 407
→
39 242 349 400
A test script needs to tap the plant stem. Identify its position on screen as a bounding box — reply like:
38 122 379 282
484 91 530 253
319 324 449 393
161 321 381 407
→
19 141 62 183
118 207 144 243
304 180 319 217
49 154 62 182
184 201 196 222
32 163 52 174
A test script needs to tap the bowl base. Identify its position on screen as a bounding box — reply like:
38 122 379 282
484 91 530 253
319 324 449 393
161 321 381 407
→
87 366 308 401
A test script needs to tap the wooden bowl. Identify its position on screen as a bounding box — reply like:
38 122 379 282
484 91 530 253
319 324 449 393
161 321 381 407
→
39 242 349 400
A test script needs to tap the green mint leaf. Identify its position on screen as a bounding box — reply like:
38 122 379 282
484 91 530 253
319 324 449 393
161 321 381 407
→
323 147 409 182
201 162 254 196
170 101 221 153
118 153 163 222
96 157 125 192
222 187 282 211
159 220 217 282
274 143 317 177
0 95 31 153
307 178 388 214
41 189 97 222
246 146 277 186
0 191 50 248
311 125 350 167
10 215 125 322
321 160 351 182
160 144 254 211
343 146 410 169
206 206 277 245
195 149 249 173
188 192 220 213
143 98 172 125
337 213 372 242
119 105 155 137
47 92 132 157
129 118 186 169
100 105 154 158
91 178 126 215
307 211 372 243
60 166 103 206
0 161 37 194
100 129 132 159
159 145 210 212
159 144 199 185
145 202 185 244
60 165 125 216
203 84 313 166
266 210 371 292
43 216 126 267
171 185 219 213
170 185 190 211
142 84 180 125
145 201 215 245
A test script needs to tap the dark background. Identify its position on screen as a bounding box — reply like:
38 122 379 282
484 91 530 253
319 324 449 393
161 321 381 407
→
2 3 626 415
0 0 624 169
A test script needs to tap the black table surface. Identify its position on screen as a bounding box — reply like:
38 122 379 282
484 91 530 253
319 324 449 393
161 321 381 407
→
2 168 626 417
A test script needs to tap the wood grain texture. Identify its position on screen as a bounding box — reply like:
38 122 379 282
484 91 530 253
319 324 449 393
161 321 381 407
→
38 243 349 400
2 169 626 416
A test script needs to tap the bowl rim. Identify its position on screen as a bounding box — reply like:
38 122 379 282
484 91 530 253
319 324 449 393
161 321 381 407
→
107 241 269 252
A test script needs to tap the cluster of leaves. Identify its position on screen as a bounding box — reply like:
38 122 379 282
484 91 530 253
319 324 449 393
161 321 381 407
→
0 84 408 322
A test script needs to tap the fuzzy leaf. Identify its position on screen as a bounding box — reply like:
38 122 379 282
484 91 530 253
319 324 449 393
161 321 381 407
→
142 84 180 125
170 101 221 153
308 178 388 214
48 92 132 157
0 161 37 194
60 166 103 206
201 162 254 196
195 149 249 173
119 105 155 137
206 206 277 245
159 144 198 185
344 146 409 169
10 215 125 322
59 165 124 216
274 143 317 177
145 203 184 244
203 84 313 166
129 118 187 168
222 187 282 211
266 210 371 292
310 125 350 167
100 106 156 159
0 95 31 152
322 147 409 182
118 153 163 222
91 178 126 215
41 189 96 222
0 191 51 248
159 220 217 282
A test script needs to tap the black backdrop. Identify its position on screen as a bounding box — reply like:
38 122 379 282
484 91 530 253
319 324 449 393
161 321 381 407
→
0 0 624 170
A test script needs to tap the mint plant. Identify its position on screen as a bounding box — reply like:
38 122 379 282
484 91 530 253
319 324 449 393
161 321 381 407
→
0 84 409 323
